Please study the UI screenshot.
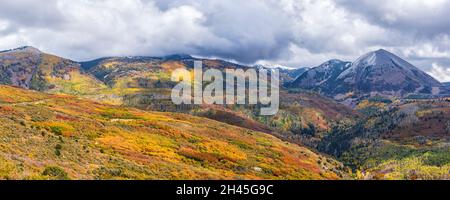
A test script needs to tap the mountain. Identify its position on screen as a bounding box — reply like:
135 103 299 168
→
289 49 443 105
287 67 310 80
339 49 441 95
0 85 346 180
279 67 310 83
288 59 351 92
0 46 107 96
254 64 309 83
0 46 46 89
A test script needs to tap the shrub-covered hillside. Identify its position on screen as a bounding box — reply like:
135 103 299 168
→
0 85 346 180
319 100 450 180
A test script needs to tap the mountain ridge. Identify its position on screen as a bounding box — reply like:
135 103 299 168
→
288 49 444 105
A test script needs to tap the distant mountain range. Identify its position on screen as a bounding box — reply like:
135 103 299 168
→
254 64 310 83
287 49 445 105
1 46 448 105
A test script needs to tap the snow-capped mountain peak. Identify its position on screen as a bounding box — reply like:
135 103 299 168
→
351 49 419 71
289 49 443 104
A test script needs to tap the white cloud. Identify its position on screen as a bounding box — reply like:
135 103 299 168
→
254 0 405 67
0 0 449 75
427 63 450 82
1 0 230 60
0 20 9 31
336 0 450 36
0 0 294 63
402 35 450 59
285 0 393 53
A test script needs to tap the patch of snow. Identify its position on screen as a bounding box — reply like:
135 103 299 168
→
254 63 297 70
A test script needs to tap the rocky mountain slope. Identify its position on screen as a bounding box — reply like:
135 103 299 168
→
255 64 310 83
287 59 351 93
0 46 107 96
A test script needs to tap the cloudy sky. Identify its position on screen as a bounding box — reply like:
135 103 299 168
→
0 0 449 81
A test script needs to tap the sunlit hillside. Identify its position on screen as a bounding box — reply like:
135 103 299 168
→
0 85 346 180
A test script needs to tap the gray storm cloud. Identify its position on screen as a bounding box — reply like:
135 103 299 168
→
0 0 449 81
